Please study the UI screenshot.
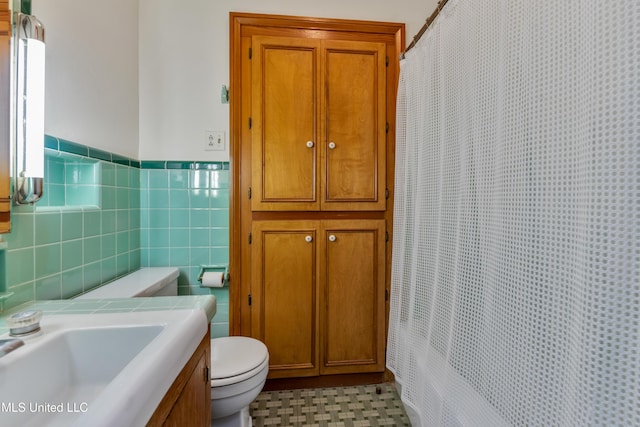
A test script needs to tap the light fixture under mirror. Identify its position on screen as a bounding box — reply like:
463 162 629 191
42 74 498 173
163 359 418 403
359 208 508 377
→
13 12 45 205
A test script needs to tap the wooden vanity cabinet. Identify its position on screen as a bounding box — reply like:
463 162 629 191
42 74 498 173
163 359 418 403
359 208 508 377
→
0 0 11 233
147 330 211 427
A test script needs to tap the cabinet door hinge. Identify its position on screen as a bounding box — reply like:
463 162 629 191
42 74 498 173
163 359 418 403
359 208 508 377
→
249 47 252 59
385 289 389 301
248 294 252 306
386 55 389 67
385 231 389 242
248 232 252 244
248 187 252 199
248 117 252 129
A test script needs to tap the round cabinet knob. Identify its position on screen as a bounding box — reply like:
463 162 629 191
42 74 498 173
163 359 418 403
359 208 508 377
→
306 141 314 148
328 235 336 242
328 142 336 149
305 235 313 243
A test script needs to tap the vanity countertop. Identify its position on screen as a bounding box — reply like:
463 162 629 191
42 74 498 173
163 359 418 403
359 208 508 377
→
0 295 217 336
0 297 216 426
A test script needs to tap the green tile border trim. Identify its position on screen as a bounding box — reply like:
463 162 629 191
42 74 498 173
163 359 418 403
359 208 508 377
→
141 161 229 170
112 154 131 166
21 0 32 15
46 135 139 167
44 135 228 170
44 135 59 150
88 147 112 162
59 138 88 157
141 161 166 170
166 161 193 170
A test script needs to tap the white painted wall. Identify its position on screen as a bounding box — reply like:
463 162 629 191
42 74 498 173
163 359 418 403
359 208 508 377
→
33 0 139 159
35 0 436 161
138 0 434 161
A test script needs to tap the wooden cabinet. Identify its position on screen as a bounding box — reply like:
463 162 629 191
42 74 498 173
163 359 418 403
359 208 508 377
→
251 219 386 379
0 0 11 233
147 331 211 427
231 13 404 384
251 36 387 212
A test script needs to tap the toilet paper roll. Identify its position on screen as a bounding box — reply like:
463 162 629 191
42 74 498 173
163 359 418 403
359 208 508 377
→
201 271 225 288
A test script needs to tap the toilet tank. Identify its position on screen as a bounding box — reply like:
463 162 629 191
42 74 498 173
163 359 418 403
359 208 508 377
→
75 267 180 299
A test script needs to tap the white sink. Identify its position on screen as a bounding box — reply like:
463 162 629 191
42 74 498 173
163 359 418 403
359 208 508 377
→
0 309 208 427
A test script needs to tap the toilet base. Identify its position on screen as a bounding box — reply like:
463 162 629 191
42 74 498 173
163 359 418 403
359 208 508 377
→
211 406 252 427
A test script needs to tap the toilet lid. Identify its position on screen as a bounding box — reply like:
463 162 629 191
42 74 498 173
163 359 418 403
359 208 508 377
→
210 336 269 380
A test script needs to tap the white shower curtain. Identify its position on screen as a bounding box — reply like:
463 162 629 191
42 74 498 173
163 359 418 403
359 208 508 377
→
387 0 639 426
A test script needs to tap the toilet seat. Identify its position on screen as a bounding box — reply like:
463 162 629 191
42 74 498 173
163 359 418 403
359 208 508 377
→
210 337 269 387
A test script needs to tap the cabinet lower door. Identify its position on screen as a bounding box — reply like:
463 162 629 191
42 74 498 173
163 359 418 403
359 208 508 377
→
320 219 386 374
251 221 320 378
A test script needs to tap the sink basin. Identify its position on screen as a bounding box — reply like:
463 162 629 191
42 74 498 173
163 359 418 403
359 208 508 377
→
0 309 208 426
3 325 163 421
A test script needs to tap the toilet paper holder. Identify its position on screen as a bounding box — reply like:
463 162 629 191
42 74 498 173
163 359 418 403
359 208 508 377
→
198 265 229 285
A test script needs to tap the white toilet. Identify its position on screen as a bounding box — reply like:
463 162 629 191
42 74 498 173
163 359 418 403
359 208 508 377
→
76 267 269 427
210 336 269 427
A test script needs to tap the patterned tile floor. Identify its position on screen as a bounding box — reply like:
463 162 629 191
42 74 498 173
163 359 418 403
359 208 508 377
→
250 382 411 427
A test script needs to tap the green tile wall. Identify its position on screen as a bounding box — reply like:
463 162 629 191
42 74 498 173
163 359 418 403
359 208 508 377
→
1 137 142 311
0 137 230 339
140 162 229 338
40 152 100 208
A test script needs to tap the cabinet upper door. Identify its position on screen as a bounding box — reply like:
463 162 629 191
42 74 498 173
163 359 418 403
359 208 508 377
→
251 36 387 212
251 36 321 211
321 40 387 211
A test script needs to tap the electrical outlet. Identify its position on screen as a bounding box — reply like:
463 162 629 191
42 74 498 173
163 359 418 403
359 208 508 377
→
205 131 225 151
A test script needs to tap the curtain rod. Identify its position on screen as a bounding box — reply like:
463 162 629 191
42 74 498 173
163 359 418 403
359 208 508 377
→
401 0 450 59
